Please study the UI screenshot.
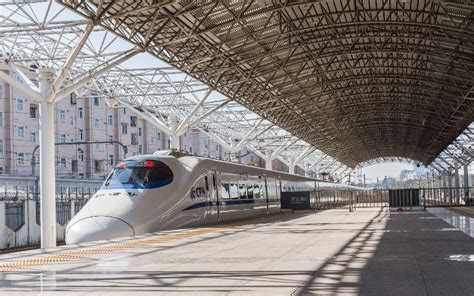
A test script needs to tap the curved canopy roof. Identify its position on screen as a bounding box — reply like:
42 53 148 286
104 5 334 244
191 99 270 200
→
58 0 474 167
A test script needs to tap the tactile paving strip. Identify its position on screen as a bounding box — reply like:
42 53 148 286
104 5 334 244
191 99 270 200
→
0 227 220 272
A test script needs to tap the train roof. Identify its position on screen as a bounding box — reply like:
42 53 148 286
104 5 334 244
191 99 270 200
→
124 150 366 190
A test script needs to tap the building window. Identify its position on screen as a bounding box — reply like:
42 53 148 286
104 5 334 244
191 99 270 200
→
78 129 84 141
93 94 99 106
138 145 143 154
78 149 84 162
94 118 100 129
78 107 83 119
70 92 77 105
17 126 25 139
30 132 36 143
30 104 38 118
17 153 24 165
59 110 66 121
131 133 138 145
0 112 3 127
108 155 114 165
95 141 101 150
60 158 67 168
157 132 161 140
122 107 127 115
107 115 113 125
94 160 104 173
0 139 3 155
121 123 128 134
0 83 3 99
71 160 78 173
16 98 24 112
108 135 114 142
150 136 156 144
130 116 138 127
59 133 66 143
0 167 3 175
138 127 142 137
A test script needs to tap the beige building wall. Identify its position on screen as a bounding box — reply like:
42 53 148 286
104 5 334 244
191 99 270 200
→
0 65 169 180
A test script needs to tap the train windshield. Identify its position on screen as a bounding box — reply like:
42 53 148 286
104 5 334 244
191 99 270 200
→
103 160 174 189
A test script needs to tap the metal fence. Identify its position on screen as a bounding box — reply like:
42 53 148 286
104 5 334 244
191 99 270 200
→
420 187 474 207
1 176 102 232
354 189 389 208
355 187 474 210
0 176 102 202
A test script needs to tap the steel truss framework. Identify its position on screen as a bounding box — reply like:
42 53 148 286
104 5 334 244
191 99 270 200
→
57 0 474 168
0 1 350 179
429 122 474 176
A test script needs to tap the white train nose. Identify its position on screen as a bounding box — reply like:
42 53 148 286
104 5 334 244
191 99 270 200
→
66 216 135 244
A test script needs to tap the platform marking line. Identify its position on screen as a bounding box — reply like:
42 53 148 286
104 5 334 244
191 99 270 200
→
0 227 221 272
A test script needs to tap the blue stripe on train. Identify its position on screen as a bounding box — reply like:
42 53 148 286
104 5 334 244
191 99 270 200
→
182 198 280 211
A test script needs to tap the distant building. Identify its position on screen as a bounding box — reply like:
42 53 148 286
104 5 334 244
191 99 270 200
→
400 169 416 181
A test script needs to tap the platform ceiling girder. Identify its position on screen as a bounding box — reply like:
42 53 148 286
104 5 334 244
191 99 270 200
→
56 0 474 168
427 123 474 175
0 0 348 176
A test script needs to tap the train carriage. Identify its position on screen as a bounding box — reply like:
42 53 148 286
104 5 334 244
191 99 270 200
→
66 150 364 244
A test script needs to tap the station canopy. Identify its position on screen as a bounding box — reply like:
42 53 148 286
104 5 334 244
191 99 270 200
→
58 0 474 168
1 0 355 178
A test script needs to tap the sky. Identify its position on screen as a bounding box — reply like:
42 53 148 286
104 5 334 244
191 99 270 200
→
360 162 413 183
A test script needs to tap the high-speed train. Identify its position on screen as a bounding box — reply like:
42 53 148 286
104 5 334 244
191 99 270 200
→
66 150 364 244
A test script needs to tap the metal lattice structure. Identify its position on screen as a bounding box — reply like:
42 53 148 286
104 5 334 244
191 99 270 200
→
429 122 474 175
0 0 348 179
58 0 474 167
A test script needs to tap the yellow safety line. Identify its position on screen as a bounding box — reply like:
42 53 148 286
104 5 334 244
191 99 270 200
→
0 227 221 272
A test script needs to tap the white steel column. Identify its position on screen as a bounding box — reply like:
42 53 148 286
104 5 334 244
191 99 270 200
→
265 150 273 170
230 139 240 163
455 168 460 203
463 162 469 201
305 163 311 177
288 158 295 174
169 114 180 150
39 68 57 249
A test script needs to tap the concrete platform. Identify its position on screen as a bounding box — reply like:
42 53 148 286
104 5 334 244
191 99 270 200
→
0 207 473 295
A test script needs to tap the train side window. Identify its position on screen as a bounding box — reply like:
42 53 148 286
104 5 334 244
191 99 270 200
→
239 184 246 199
247 181 254 199
221 182 230 199
253 184 260 198
239 174 247 199
258 176 266 199
230 182 239 199
220 173 231 199
228 175 239 199
204 175 209 191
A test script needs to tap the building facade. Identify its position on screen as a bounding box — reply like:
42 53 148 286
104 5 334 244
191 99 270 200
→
0 64 170 179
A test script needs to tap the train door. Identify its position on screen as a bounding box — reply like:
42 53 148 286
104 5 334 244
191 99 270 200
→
208 170 220 221
264 175 269 213
277 177 282 209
